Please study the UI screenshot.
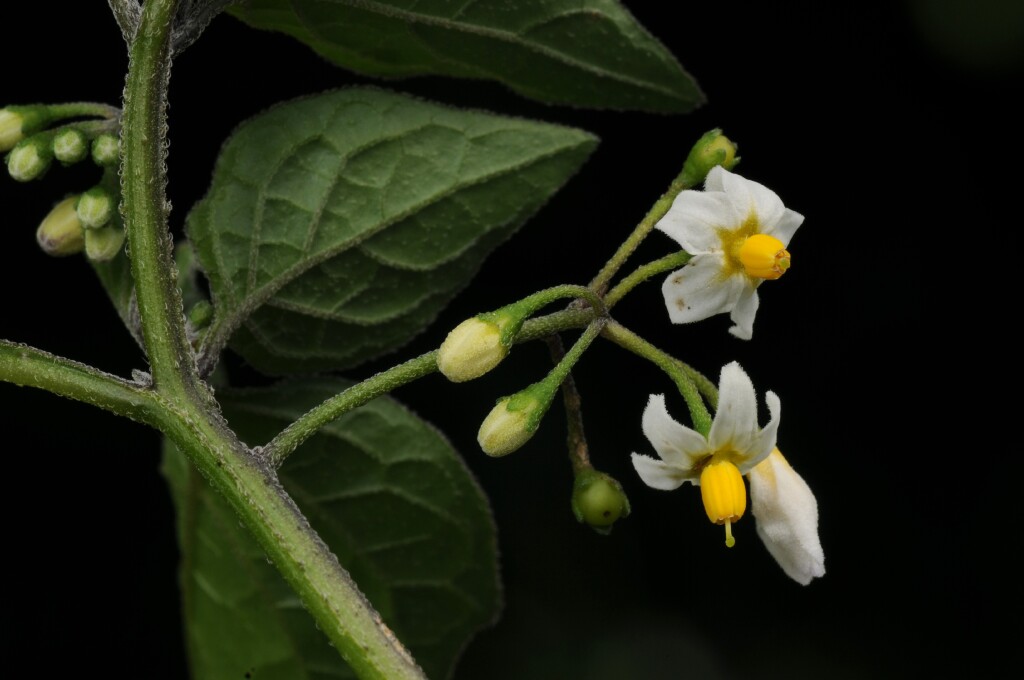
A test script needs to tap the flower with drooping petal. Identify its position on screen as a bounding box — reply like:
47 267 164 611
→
631 361 780 547
656 166 804 339
749 448 825 585
630 362 824 584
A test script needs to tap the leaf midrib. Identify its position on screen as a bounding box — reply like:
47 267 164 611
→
203 133 590 353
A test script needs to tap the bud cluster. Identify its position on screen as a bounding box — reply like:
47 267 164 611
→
2 104 121 182
3 103 126 261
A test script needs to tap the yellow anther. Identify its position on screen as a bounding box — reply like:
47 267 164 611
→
700 459 747 548
739 233 791 280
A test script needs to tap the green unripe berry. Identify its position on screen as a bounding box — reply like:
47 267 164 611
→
572 470 631 534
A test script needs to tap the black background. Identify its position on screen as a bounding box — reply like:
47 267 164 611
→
2 2 1020 678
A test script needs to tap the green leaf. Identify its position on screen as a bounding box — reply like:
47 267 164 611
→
163 377 500 680
90 244 141 346
230 0 703 113
189 88 596 374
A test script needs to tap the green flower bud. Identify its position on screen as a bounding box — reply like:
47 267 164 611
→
571 470 631 534
0 109 25 152
36 196 85 256
52 128 89 164
7 137 53 181
681 129 739 186
437 317 508 382
76 186 115 228
0 106 53 152
84 224 126 262
437 302 532 382
478 390 548 457
91 133 119 166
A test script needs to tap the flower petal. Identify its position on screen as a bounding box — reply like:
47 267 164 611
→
661 255 744 325
766 208 804 247
708 362 758 456
741 390 781 473
630 453 693 490
704 164 727 192
728 287 760 340
749 449 825 585
655 189 737 253
641 394 709 469
714 167 786 231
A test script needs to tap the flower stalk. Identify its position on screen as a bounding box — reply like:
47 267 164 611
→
601 321 712 435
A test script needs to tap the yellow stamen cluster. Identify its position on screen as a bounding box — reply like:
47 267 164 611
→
739 233 791 280
699 459 747 547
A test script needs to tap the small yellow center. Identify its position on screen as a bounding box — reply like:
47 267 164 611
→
699 459 747 548
738 233 790 280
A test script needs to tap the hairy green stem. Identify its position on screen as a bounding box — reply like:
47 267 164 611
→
265 352 439 467
121 0 199 402
156 405 425 680
118 2 428 677
266 307 597 466
604 251 691 309
47 102 122 120
541 319 606 392
53 119 121 137
546 335 591 475
687 367 719 410
588 166 696 294
601 321 712 435
0 340 160 426
518 307 596 342
515 284 606 317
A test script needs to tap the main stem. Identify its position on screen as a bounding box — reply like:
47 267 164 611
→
122 0 200 403
120 2 425 678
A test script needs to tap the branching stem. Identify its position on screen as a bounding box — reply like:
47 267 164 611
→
601 321 713 435
588 165 696 294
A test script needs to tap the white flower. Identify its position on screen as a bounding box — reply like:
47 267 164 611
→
749 448 825 585
656 166 804 339
630 362 824 584
631 362 780 546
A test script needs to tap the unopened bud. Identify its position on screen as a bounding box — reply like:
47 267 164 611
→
91 133 119 166
37 196 85 256
0 109 25 152
437 317 508 382
0 106 52 152
52 128 89 164
76 186 115 228
84 224 126 262
7 138 53 181
682 129 739 187
571 470 631 534
478 390 548 457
